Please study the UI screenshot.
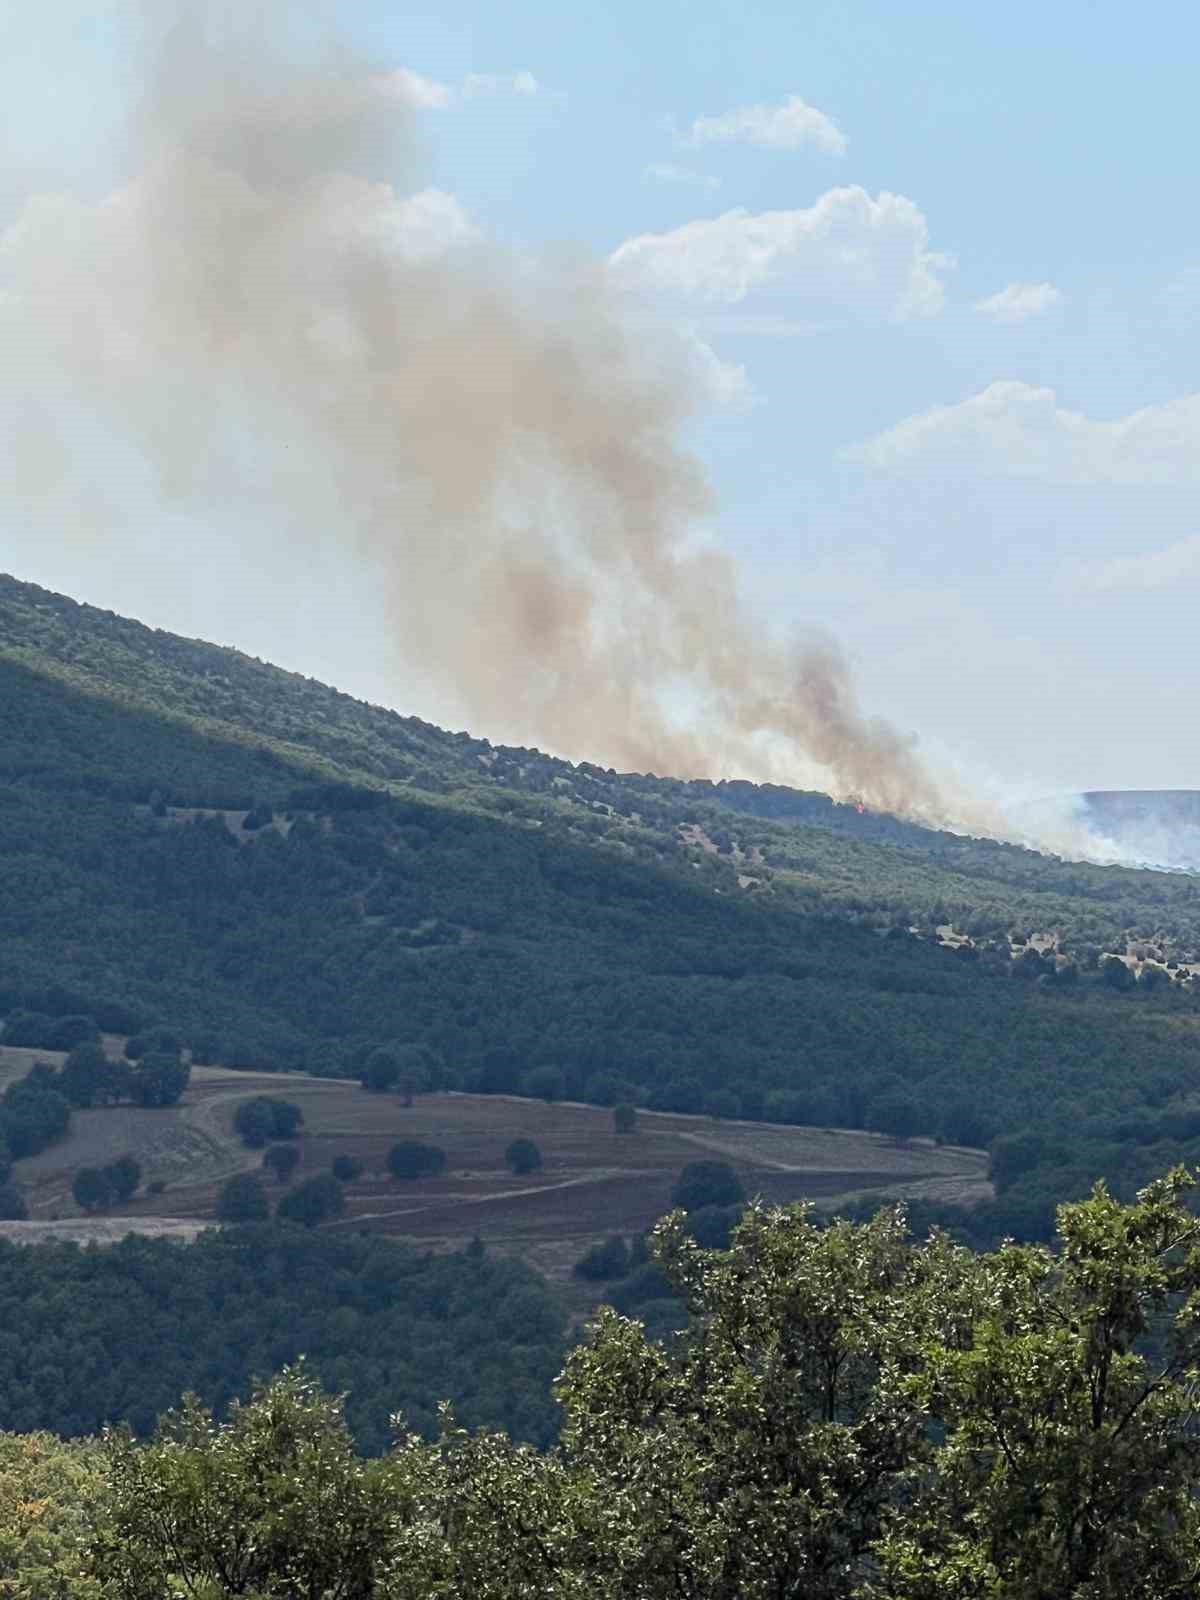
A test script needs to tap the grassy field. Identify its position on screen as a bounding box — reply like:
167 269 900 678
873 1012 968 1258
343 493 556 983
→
2 1046 990 1292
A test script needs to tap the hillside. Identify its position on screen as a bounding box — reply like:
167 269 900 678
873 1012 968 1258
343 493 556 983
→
4 573 1200 1242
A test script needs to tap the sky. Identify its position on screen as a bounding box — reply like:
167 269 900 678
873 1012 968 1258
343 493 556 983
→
3 2 1200 801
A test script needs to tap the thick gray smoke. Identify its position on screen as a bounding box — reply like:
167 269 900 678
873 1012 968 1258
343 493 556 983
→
1 4 953 820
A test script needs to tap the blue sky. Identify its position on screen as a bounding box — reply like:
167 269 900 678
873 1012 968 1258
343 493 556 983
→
4 2 1200 799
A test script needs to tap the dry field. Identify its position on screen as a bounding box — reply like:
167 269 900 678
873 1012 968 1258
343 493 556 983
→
2 1046 990 1290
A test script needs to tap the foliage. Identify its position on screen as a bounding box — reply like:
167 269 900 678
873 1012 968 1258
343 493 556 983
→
332 1153 364 1183
0 1431 105 1599
388 1141 447 1181
0 1182 28 1219
378 1169 1200 1598
72 1167 111 1213
504 1138 542 1176
573 1235 631 1281
670 1159 745 1212
216 1172 270 1223
262 1142 300 1183
0 1225 564 1450
7 574 1200 1245
95 1366 397 1600
613 1103 637 1134
234 1096 303 1149
276 1172 345 1226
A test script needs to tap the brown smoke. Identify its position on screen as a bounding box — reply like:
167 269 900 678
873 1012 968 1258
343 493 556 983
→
0 3 954 822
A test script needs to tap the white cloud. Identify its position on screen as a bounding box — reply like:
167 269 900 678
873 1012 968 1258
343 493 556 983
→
689 95 846 155
850 380 1200 484
463 70 540 98
974 280 1063 323
610 187 949 321
381 68 540 109
684 332 756 413
1076 534 1200 592
383 68 453 109
645 163 720 189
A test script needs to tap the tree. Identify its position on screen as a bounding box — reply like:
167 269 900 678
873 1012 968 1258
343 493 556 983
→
670 1159 744 1212
72 1167 112 1213
1102 954 1136 991
58 1041 110 1109
234 1095 301 1148
331 1154 363 1183
613 1103 637 1135
362 1047 401 1094
0 1183 27 1220
703 1088 740 1120
129 1053 190 1108
505 1138 542 1175
385 1171 1200 1600
96 1366 396 1600
277 1173 345 1227
521 1065 564 1103
573 1235 631 1281
866 1088 924 1143
104 1154 142 1202
387 1141 447 1180
263 1143 300 1183
216 1172 270 1223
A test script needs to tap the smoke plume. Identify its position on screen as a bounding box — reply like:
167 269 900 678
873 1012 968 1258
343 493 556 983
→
1 4 955 821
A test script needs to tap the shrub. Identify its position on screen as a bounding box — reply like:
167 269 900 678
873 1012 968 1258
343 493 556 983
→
573 1236 631 1281
277 1174 346 1227
263 1144 300 1184
505 1138 542 1176
387 1142 446 1181
72 1167 112 1213
104 1154 142 1202
671 1160 744 1213
216 1173 270 1223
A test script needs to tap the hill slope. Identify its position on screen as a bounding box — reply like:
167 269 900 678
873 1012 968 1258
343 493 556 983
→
4 573 1200 1241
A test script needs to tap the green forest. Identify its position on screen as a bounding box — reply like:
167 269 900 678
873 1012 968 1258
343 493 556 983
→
5 574 1200 1243
5 1173 1200 1597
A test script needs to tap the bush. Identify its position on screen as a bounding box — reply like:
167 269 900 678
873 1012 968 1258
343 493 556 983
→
387 1142 446 1181
216 1173 271 1223
263 1144 300 1184
505 1138 542 1176
235 1097 303 1149
331 1154 363 1184
613 1103 637 1135
0 1183 28 1220
130 1054 190 1108
277 1174 345 1227
573 1236 631 1281
72 1167 112 1213
671 1160 745 1213
104 1154 142 1202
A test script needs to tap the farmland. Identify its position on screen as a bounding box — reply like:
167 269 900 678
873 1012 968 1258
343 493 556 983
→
1 1046 990 1292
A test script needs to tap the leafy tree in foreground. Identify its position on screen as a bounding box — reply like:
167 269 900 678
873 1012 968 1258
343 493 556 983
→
96 1366 394 1600
504 1137 542 1176
216 1172 270 1223
378 1167 1200 1599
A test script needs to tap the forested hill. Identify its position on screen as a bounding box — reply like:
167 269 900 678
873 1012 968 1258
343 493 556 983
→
4 571 1200 954
5 572 1200 1242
